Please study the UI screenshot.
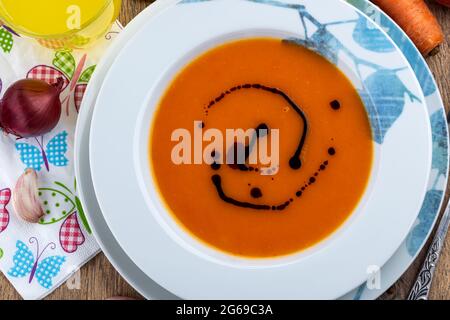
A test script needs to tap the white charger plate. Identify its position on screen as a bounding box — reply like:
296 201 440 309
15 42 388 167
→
75 0 445 299
74 0 180 299
88 0 431 299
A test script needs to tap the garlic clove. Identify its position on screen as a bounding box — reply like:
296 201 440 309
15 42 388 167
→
12 169 44 223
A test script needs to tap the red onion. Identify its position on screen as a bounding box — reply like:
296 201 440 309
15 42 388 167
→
0 78 63 138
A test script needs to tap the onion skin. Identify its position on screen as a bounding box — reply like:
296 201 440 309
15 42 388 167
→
0 78 63 138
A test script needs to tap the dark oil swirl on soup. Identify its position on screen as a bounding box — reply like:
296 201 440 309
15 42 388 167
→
150 38 373 258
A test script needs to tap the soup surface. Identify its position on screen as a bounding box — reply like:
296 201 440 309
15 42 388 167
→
150 38 373 258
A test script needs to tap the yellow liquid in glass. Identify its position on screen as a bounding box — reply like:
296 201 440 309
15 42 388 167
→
0 0 121 48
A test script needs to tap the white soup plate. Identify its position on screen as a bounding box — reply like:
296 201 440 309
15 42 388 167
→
87 0 431 299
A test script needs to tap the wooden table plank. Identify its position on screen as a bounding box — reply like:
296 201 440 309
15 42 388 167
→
0 0 448 300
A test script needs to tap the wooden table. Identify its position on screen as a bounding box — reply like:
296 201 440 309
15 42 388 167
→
0 0 448 300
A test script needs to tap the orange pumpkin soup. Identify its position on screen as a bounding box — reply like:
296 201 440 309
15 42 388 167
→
150 38 373 258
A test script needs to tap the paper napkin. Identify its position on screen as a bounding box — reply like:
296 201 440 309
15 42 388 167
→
0 22 122 300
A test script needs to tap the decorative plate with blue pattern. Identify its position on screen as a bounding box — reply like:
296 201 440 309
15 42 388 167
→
88 0 434 299
341 0 449 300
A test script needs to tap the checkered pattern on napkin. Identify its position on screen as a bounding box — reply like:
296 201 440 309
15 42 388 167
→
0 22 122 300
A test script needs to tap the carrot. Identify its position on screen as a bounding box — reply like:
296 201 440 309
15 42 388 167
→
371 0 444 55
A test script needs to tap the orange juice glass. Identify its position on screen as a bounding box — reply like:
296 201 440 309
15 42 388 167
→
0 0 122 49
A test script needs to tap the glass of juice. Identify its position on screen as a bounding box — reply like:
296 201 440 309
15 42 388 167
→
0 0 122 49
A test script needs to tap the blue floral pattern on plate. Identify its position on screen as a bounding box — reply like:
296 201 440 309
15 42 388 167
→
344 0 449 300
182 0 422 145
